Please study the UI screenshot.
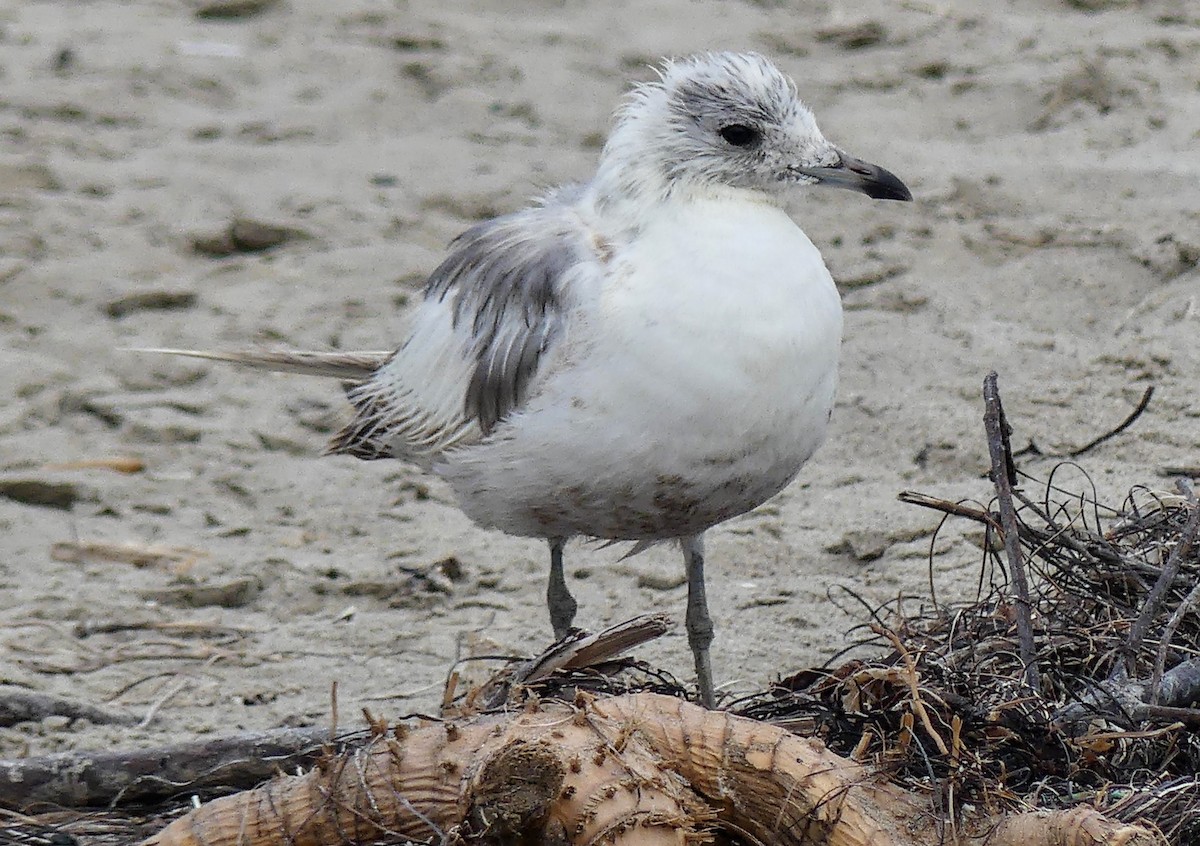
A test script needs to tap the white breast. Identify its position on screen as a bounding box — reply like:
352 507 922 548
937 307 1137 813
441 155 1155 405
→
439 196 843 541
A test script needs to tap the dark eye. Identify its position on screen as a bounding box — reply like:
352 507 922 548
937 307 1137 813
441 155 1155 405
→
718 124 760 147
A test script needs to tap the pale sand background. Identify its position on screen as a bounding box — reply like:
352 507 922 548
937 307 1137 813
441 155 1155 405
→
1 0 1197 756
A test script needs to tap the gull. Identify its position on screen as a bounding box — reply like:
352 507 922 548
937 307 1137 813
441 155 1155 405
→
150 52 911 707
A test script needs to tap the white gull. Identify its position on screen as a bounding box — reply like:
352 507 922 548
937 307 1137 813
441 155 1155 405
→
150 52 912 707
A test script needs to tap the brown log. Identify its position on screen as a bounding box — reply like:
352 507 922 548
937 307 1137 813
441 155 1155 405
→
983 808 1164 846
593 694 924 846
143 697 709 846
139 693 1165 846
0 726 332 810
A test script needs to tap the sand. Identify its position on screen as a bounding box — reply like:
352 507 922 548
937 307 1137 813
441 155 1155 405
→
1 0 1197 758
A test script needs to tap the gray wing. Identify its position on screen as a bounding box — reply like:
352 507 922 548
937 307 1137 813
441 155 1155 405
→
430 188 591 433
329 187 602 461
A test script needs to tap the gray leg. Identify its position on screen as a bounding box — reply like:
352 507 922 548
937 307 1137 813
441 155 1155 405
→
547 538 576 639
682 533 716 708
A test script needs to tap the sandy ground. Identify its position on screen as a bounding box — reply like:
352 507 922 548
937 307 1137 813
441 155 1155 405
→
1 0 1197 759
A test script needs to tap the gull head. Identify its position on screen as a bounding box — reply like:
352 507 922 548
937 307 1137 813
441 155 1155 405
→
596 52 911 206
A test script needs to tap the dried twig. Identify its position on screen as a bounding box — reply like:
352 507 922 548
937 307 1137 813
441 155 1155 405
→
896 492 997 526
1067 386 1154 458
0 688 137 728
0 726 339 809
136 678 194 729
1149 488 1200 700
876 625 950 756
1126 480 1199 677
43 457 146 474
50 540 208 573
982 372 1039 692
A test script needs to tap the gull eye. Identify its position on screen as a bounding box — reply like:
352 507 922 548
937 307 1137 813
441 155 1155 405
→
718 123 760 148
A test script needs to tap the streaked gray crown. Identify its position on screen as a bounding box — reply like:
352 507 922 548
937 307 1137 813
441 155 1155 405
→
643 53 835 193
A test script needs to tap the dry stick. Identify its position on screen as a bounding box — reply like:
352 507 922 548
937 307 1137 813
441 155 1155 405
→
136 677 193 729
1124 479 1200 678
877 625 950 756
982 372 1039 693
0 725 336 810
329 679 339 742
1154 623 1200 697
1067 385 1154 458
1011 490 1140 573
897 491 998 526
1161 464 1200 478
0 687 137 728
896 492 1014 613
1148 481 1200 699
1138 702 1200 725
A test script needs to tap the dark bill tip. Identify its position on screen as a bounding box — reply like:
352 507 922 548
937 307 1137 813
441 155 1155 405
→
796 153 913 202
856 163 913 201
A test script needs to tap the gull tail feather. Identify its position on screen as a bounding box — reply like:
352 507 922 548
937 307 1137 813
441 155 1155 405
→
133 348 392 381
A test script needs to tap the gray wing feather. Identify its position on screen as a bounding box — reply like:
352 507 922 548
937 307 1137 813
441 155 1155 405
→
427 189 588 434
329 187 599 460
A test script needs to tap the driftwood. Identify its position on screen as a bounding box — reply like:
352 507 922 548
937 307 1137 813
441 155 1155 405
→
142 693 1160 846
0 726 333 809
0 687 137 728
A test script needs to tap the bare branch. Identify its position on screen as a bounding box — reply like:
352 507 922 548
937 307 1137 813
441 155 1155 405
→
982 372 1039 693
